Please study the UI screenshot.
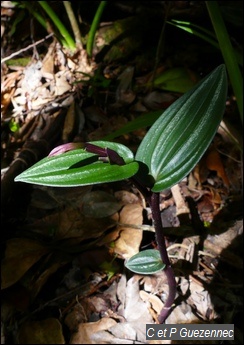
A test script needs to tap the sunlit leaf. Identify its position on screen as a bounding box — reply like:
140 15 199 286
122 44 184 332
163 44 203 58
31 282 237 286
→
135 64 227 192
15 142 138 187
15 160 138 187
125 249 166 274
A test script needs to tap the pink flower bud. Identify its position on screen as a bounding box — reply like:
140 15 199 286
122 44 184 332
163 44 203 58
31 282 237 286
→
48 143 84 156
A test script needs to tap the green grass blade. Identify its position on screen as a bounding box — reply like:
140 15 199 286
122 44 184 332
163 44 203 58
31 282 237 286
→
206 1 243 123
38 1 76 50
87 1 107 57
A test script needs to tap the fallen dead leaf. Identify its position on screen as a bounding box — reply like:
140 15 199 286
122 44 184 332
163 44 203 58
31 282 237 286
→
27 206 118 241
62 101 76 142
205 148 230 187
81 191 122 218
17 318 65 344
111 203 143 259
54 71 72 96
114 190 141 205
69 317 117 344
1 238 50 289
166 300 201 324
140 290 164 320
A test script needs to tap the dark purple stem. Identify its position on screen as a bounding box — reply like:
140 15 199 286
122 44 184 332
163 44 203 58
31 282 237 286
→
84 142 176 323
150 192 177 323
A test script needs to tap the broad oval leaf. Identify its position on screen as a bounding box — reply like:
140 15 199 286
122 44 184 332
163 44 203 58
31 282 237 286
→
135 64 227 192
125 249 166 274
15 142 138 187
15 161 139 187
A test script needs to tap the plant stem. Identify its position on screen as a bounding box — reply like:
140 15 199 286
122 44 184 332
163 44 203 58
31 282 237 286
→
84 142 177 323
150 192 177 323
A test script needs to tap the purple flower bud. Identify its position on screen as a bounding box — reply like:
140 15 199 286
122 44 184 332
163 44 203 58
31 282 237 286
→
48 143 84 156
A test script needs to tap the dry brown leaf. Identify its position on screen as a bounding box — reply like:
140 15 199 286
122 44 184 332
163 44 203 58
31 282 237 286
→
27 205 117 241
142 90 176 110
69 317 117 344
140 290 164 321
81 191 121 218
112 204 143 259
41 43 55 78
1 87 15 115
187 280 217 321
166 300 201 325
32 185 91 208
140 290 164 314
195 148 230 188
56 206 117 240
103 276 154 343
17 318 65 344
1 238 50 289
205 149 230 187
114 190 140 205
54 71 72 96
62 101 76 142
88 115 127 141
138 271 168 295
30 258 69 300
83 105 107 125
20 60 43 92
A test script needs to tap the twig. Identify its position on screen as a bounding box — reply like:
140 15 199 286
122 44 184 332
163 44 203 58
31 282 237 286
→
1 33 54 64
171 184 190 216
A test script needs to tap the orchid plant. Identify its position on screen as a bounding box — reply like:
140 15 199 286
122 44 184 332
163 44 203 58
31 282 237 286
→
15 65 227 323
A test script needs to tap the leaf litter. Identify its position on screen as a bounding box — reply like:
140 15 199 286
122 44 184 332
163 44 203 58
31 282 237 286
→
1 1 243 344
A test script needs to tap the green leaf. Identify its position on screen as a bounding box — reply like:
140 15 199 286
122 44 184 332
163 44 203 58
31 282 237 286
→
125 249 166 274
103 110 163 141
15 142 139 187
135 64 227 192
153 67 198 93
9 119 20 132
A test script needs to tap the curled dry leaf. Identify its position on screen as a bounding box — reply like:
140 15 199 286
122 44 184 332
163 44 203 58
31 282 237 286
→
110 203 143 259
17 318 65 344
81 191 122 218
69 317 117 344
1 238 50 289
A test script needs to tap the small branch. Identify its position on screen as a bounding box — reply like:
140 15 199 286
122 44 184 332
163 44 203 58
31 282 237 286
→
1 33 54 64
171 184 190 216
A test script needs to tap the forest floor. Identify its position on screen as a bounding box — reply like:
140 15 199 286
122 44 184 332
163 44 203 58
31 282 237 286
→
1 2 243 344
